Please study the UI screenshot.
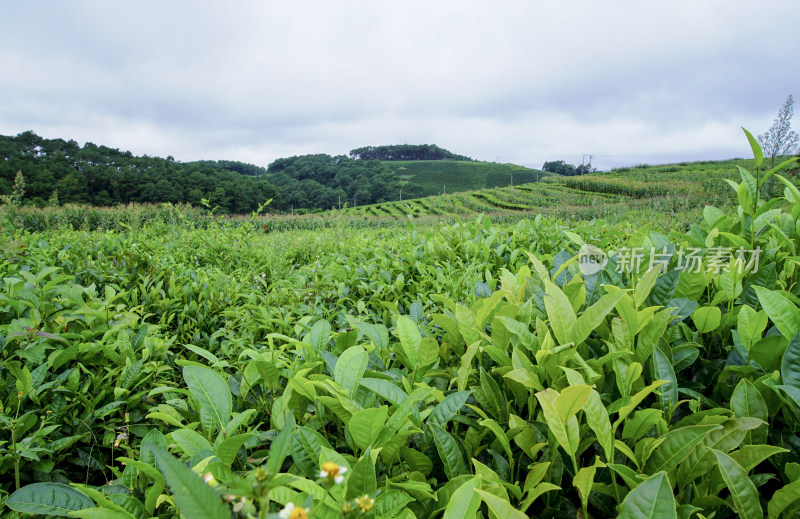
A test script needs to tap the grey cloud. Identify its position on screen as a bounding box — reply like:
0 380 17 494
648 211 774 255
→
1 1 799 171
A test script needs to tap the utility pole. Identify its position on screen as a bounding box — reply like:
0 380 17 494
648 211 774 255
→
338 196 341 210
399 188 402 201
443 185 446 195
510 171 513 187
582 154 586 165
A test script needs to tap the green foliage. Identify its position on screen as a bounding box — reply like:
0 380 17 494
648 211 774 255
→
3 130 800 518
349 144 474 161
0 131 278 213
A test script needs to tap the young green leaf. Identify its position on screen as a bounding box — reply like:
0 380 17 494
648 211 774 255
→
148 446 229 519
345 448 377 500
692 306 721 333
357 377 409 405
583 389 614 462
711 449 763 519
573 457 605 517
742 127 764 169
396 315 422 369
170 428 214 458
442 477 482 519
334 345 368 393
543 279 577 345
348 406 388 451
183 365 232 434
266 414 295 475
475 488 528 519
753 286 800 340
617 471 676 519
571 290 627 346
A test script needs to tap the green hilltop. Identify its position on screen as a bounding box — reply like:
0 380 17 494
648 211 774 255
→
385 160 551 198
333 158 773 220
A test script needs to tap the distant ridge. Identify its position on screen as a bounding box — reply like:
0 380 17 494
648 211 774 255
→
349 144 474 162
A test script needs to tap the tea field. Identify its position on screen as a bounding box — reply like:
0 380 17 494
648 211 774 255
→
336 158 759 221
1 142 800 518
384 160 551 198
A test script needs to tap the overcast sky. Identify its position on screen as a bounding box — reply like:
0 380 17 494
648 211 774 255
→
2 1 799 171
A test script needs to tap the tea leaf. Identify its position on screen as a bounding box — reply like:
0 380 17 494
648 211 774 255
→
148 446 229 519
753 286 800 340
183 365 232 434
768 478 800 519
430 423 467 479
345 449 378 500
782 331 800 388
348 406 388 450
334 345 368 393
643 424 721 474
617 471 676 519
5 483 93 517
475 488 527 519
442 477 482 519
712 448 763 519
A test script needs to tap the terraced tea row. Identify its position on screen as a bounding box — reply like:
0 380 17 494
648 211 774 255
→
336 158 774 220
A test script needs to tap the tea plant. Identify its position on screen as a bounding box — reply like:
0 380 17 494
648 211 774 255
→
1 132 800 518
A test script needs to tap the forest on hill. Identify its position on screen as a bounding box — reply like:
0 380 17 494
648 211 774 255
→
1 133 488 213
0 131 279 213
348 144 474 161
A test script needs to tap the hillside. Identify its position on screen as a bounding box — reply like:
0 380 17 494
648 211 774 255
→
335 158 778 220
1 132 557 214
0 131 279 213
385 160 551 198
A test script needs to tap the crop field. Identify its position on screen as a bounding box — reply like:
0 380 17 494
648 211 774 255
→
2 145 800 518
384 161 552 198
339 158 763 222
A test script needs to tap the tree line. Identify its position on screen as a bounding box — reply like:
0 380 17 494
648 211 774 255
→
542 160 597 176
265 154 425 211
349 144 474 162
0 132 279 213
0 132 457 213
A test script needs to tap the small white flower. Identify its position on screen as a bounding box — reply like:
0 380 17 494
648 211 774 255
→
278 502 295 519
202 472 217 486
279 502 310 519
320 462 347 484
232 497 248 513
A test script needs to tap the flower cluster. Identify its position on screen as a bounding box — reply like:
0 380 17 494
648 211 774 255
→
319 462 347 484
279 502 310 519
342 494 375 515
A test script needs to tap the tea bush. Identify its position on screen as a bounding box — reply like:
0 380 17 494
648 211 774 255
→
1 134 800 518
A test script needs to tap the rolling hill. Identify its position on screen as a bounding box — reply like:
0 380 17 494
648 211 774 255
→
385 160 551 198
333 158 772 220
